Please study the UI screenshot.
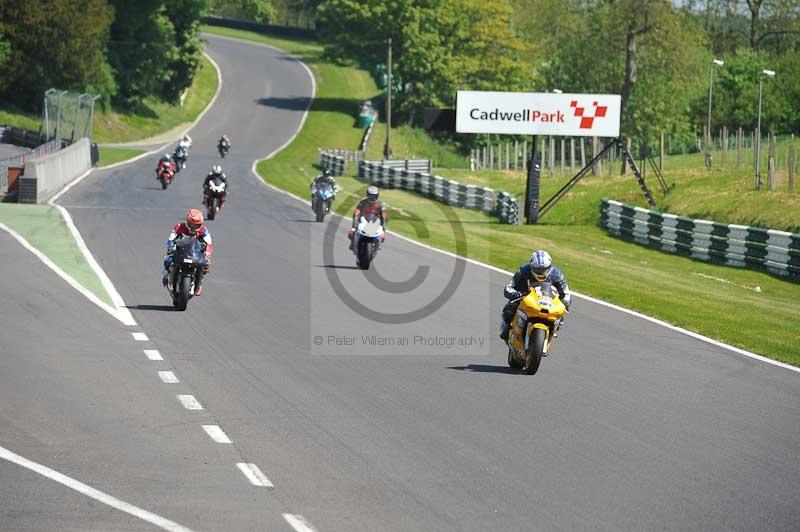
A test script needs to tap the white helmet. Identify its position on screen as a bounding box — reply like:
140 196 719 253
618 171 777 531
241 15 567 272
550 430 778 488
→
212 165 222 175
530 250 552 281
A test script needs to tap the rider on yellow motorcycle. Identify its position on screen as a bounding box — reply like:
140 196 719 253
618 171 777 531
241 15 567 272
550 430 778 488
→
500 250 571 341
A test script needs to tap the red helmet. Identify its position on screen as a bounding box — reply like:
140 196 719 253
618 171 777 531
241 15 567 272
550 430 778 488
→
186 209 204 232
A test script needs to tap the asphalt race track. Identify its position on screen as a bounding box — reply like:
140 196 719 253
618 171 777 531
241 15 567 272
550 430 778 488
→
1 33 798 531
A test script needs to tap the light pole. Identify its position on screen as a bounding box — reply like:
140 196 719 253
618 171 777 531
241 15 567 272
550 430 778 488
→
383 37 392 160
705 59 724 168
755 68 775 189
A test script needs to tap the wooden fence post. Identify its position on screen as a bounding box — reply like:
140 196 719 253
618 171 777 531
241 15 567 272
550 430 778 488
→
580 137 586 168
514 140 518 170
570 138 575 173
788 146 795 192
560 138 565 175
768 132 776 190
721 127 726 167
659 131 664 172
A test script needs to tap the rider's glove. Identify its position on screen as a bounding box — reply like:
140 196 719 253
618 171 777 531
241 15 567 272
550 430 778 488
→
508 290 523 300
166 240 176 253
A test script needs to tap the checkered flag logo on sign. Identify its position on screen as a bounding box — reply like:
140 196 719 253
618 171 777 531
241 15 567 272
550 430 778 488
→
570 100 608 129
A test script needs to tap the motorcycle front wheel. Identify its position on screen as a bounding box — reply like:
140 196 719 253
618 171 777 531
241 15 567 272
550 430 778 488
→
207 197 217 220
160 176 168 190
524 328 546 375
173 274 192 311
315 199 327 222
357 239 371 270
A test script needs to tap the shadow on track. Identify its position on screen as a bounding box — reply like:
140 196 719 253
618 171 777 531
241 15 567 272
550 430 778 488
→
447 364 518 375
128 304 175 312
317 264 361 270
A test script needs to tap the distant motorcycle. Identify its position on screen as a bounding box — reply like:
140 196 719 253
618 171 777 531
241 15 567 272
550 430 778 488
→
353 214 384 270
205 177 226 220
218 140 230 158
312 183 335 222
173 146 188 171
505 281 567 375
165 238 205 311
158 167 174 190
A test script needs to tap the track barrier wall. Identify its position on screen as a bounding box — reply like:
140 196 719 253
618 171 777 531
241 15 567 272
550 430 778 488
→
19 138 91 203
359 160 519 224
601 198 800 280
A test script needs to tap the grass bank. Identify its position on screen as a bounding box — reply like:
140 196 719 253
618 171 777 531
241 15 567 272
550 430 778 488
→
0 204 112 306
204 25 800 367
97 147 146 167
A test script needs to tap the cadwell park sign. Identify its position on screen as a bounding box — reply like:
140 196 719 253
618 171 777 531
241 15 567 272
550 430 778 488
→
455 90 621 138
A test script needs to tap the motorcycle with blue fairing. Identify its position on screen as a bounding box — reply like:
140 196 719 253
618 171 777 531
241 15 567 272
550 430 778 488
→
312 182 335 222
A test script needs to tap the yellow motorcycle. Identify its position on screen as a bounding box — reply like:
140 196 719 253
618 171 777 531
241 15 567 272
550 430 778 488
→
506 282 567 374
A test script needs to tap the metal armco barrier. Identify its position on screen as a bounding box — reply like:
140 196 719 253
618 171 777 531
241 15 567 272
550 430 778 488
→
359 160 519 224
601 198 800 280
369 158 432 173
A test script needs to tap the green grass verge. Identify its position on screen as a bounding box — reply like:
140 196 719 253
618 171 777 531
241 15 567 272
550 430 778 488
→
0 53 218 145
97 147 145 167
0 204 113 307
205 25 800 367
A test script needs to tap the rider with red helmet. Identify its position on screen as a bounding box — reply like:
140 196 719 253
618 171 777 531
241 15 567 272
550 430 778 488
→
162 209 214 296
156 153 175 180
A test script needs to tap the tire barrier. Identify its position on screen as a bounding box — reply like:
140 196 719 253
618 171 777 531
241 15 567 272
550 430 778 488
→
317 151 347 175
601 198 800 280
358 160 519 224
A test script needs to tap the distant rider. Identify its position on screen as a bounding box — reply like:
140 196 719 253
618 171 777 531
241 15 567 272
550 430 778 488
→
310 168 337 206
156 153 175 179
162 209 214 296
500 250 571 340
203 165 229 208
218 134 231 152
348 185 386 250
179 134 192 151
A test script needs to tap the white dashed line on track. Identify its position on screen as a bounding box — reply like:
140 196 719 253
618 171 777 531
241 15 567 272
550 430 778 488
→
202 425 232 444
236 463 274 488
283 514 317 532
132 332 149 342
158 371 179 384
144 349 163 360
177 395 203 410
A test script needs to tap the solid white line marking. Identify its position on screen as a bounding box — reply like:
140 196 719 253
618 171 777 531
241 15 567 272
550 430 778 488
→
283 514 318 532
0 223 126 325
158 371 179 384
144 349 163 361
132 332 149 342
49 202 136 326
177 395 203 410
236 463 274 488
202 425 232 444
0 445 196 532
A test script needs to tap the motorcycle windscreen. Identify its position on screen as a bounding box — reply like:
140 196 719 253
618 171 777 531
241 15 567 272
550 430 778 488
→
173 238 204 264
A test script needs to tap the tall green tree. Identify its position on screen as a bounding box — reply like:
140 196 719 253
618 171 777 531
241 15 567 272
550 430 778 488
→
107 0 177 107
0 0 115 110
163 0 207 102
209 0 277 23
318 0 530 124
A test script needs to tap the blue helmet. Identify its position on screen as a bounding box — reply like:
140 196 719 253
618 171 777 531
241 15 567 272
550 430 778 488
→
530 250 552 281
